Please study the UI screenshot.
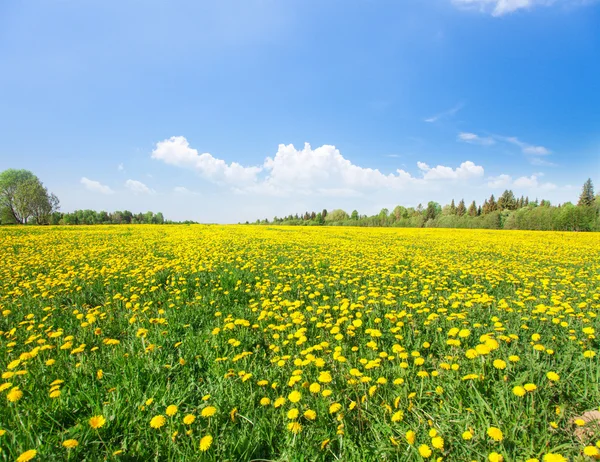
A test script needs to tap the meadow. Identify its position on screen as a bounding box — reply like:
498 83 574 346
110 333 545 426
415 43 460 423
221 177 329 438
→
0 225 599 462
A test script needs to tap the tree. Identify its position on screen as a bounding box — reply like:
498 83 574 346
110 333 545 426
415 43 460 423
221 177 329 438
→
350 210 359 220
498 189 516 211
488 194 497 212
468 200 478 217
456 199 466 216
322 209 328 220
0 170 59 224
450 199 457 215
425 201 441 221
578 178 595 207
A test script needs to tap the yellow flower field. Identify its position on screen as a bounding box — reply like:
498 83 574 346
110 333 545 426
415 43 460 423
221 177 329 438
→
1 225 599 461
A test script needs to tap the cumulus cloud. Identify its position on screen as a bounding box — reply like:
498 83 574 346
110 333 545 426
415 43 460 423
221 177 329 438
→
488 173 557 190
80 177 114 194
487 174 513 188
458 132 495 146
417 160 484 180
151 136 262 184
125 179 154 194
151 137 485 198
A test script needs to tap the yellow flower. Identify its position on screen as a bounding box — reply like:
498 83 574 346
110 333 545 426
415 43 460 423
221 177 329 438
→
329 403 342 414
89 415 106 429
513 386 526 397
304 409 317 420
584 446 600 457
487 427 503 442
97 369 103 379
7 387 23 402
418 444 432 458
62 439 78 448
318 371 332 383
462 430 473 440
288 390 301 403
201 406 217 418
16 449 37 462
49 390 61 398
542 453 567 462
309 383 321 393
524 383 537 392
150 415 166 429
183 414 196 425
493 360 507 370
260 397 271 406
199 434 213 451
166 405 178 416
391 410 404 422
488 452 504 462
406 430 416 445
273 397 286 408
287 408 299 419
574 419 585 426
546 371 560 382
287 421 302 434
431 436 444 450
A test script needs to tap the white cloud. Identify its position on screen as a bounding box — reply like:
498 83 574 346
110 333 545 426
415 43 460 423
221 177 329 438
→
424 102 464 123
117 163 124 171
152 136 262 184
488 173 557 190
417 160 484 180
451 0 583 16
173 186 200 195
80 177 114 194
487 174 513 188
503 136 550 155
458 132 495 146
152 137 485 198
125 179 154 194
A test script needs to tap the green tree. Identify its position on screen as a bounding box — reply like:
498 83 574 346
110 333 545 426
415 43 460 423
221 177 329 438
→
498 190 516 211
468 200 478 217
578 178 595 207
0 170 59 224
350 210 359 220
425 201 441 222
456 199 466 216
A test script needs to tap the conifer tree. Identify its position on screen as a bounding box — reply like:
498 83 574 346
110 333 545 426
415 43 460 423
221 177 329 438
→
578 178 595 207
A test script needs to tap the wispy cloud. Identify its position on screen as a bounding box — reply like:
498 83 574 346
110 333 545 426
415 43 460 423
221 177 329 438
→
424 102 465 123
117 163 124 171
457 132 495 146
450 0 596 17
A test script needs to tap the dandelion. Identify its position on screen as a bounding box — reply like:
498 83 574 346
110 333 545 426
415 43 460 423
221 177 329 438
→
418 444 432 458
546 371 560 382
513 386 526 397
7 387 23 402
288 390 301 403
183 414 196 425
89 415 106 429
199 435 213 451
287 408 299 419
16 450 37 462
304 409 316 420
431 436 444 450
166 405 178 416
62 439 78 448
542 453 567 462
462 430 473 440
260 397 271 406
487 427 503 442
201 406 216 418
329 403 342 414
406 430 416 445
489 452 504 462
150 415 166 429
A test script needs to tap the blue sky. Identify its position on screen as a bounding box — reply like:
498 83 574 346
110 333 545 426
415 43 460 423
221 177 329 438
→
1 0 599 222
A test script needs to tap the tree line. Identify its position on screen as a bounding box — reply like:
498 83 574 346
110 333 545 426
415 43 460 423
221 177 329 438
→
0 169 179 225
249 179 600 231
